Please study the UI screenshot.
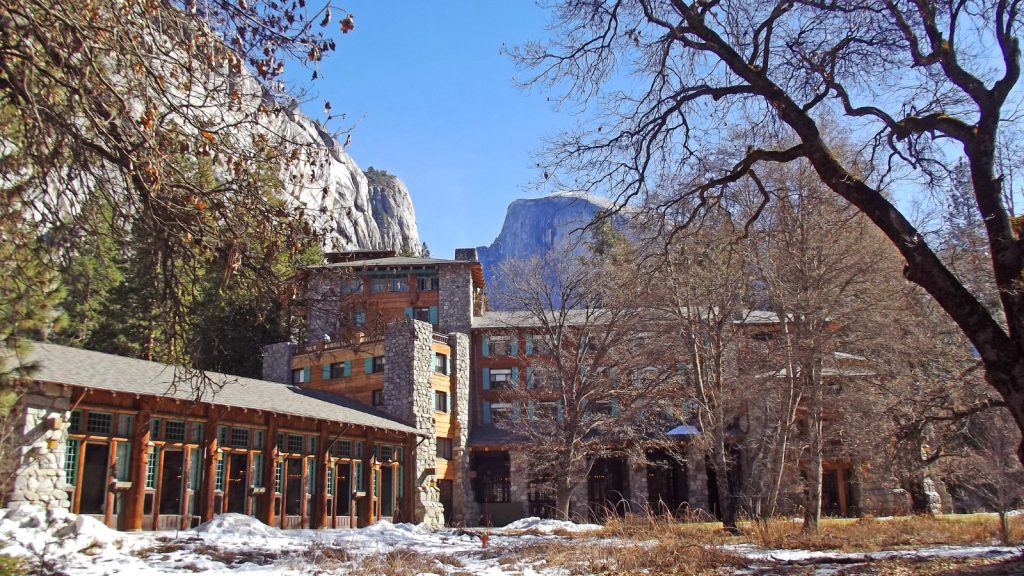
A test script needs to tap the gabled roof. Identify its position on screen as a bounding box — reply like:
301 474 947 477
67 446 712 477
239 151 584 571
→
23 343 418 435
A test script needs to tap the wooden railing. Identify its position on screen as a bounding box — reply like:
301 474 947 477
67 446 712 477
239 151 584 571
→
296 337 385 356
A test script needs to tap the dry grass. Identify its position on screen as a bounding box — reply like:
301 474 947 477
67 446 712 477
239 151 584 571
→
742 514 1024 551
345 548 462 576
494 538 749 575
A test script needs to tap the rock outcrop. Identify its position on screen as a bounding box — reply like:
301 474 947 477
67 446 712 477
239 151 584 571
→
275 109 421 254
476 191 624 303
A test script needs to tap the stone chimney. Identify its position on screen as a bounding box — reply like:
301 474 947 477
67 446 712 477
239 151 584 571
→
453 248 478 262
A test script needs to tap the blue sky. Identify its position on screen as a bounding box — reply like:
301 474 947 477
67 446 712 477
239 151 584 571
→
297 2 568 258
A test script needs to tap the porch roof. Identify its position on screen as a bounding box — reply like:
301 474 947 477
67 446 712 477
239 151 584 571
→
24 342 419 435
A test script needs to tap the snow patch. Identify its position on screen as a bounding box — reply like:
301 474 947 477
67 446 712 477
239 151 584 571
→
501 517 603 533
194 513 278 538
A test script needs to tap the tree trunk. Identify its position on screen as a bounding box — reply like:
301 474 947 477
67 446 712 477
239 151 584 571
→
554 477 574 521
803 364 823 534
999 509 1010 545
711 422 738 532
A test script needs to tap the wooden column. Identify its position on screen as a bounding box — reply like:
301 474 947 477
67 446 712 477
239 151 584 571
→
361 431 375 526
313 424 329 528
180 448 192 530
200 408 221 522
260 415 278 526
124 408 151 531
104 439 117 528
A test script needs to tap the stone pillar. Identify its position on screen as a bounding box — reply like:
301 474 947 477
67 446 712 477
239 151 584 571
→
685 444 710 516
569 474 590 522
509 450 531 514
5 382 73 511
261 342 296 384
627 457 649 516
382 318 444 527
438 265 473 335
447 332 478 525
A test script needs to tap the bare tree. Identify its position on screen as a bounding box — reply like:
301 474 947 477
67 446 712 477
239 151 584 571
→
519 0 1024 463
1 0 353 371
639 210 753 531
491 245 673 520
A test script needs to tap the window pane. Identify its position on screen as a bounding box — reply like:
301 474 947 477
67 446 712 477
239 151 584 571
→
230 428 250 449
165 421 186 442
86 412 113 435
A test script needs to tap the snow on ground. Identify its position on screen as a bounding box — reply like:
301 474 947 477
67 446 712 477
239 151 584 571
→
502 516 602 533
0 506 1020 575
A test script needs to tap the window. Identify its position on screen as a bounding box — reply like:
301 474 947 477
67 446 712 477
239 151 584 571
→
151 418 163 441
434 353 448 374
191 423 204 443
488 402 514 425
64 439 79 486
86 412 113 435
117 414 134 437
413 307 431 322
254 430 265 450
489 368 514 389
434 390 448 413
372 356 385 373
165 420 186 442
308 436 317 454
389 277 409 292
333 439 353 458
146 447 159 488
342 277 363 294
287 434 304 453
69 410 82 433
489 336 511 356
372 389 384 406
326 361 348 379
436 438 453 460
230 428 250 449
416 275 439 291
354 310 366 327
370 278 388 293
291 367 310 384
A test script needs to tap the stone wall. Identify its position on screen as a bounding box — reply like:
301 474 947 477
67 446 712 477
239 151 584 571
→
261 341 295 384
685 444 710 517
509 450 531 513
382 318 444 527
447 332 478 526
627 458 649 515
4 382 73 511
438 266 472 335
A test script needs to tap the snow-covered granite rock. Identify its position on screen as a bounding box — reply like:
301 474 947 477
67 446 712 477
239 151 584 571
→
367 167 422 255
273 108 420 254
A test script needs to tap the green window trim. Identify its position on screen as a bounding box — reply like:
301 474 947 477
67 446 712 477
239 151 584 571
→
482 367 490 390
215 456 225 491
146 447 159 488
252 453 264 488
114 442 132 482
275 460 283 494
64 439 79 486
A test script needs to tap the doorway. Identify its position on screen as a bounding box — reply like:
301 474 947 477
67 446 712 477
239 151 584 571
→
79 443 110 514
285 458 303 516
159 450 184 515
588 457 626 519
226 453 248 513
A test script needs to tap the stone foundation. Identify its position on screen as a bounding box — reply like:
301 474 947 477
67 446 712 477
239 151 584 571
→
5 383 73 510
